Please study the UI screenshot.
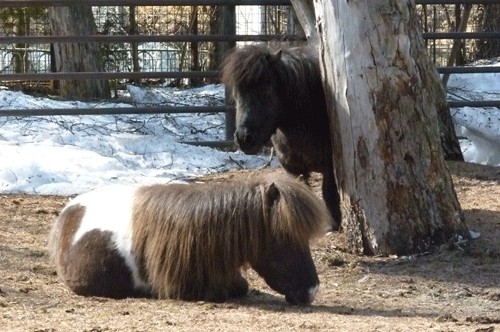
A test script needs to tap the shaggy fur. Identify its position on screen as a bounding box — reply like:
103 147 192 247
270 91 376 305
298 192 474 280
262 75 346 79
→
220 44 342 229
131 173 330 301
49 174 331 304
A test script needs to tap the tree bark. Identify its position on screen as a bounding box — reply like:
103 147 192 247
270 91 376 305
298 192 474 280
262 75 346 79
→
313 0 469 255
48 5 110 99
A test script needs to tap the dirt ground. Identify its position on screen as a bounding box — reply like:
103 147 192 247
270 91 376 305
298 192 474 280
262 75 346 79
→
0 161 499 332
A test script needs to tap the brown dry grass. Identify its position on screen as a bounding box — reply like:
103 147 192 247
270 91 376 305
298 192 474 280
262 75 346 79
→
0 161 499 332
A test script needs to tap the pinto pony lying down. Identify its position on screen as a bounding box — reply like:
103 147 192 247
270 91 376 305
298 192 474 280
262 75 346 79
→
49 174 331 305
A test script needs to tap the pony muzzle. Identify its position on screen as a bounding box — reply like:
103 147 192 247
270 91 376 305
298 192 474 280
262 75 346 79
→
235 128 261 155
285 284 319 306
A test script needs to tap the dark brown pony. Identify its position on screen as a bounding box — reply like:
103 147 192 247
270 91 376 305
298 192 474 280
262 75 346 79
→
49 174 331 305
220 44 341 230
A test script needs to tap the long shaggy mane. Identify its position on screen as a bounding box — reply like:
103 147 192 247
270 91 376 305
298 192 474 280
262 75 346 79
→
220 43 323 112
131 173 331 300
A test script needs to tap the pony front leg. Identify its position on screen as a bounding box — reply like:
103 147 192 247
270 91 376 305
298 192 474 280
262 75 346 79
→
203 272 249 302
227 272 249 298
322 169 341 231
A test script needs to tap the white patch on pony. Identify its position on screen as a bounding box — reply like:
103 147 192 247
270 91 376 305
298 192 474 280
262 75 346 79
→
307 284 319 304
68 184 150 291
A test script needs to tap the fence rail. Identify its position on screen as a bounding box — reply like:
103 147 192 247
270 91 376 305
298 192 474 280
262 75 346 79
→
417 0 499 4
0 106 228 117
2 0 500 5
448 101 500 108
3 61 498 82
0 34 300 45
2 32 498 45
0 0 292 6
0 71 219 81
423 32 500 39
437 67 500 74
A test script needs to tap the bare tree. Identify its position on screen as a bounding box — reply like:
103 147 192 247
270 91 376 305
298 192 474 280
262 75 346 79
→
48 5 110 99
308 0 469 255
12 9 29 73
475 4 500 60
442 4 473 87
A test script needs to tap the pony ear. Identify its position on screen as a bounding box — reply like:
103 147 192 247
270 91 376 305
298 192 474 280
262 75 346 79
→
264 182 280 204
260 181 281 220
266 49 283 64
274 49 283 60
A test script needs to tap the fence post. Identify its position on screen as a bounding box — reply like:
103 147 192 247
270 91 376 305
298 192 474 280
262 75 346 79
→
129 6 140 86
214 5 236 141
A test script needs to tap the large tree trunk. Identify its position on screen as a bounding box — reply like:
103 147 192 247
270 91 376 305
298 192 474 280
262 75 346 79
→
313 0 469 255
290 0 463 162
48 5 110 99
